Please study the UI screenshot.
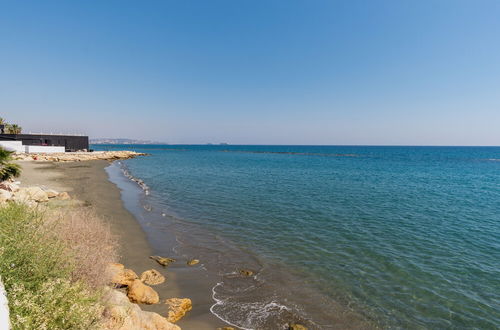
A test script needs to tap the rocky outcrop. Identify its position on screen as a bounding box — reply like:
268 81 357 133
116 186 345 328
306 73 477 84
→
140 269 165 286
13 151 147 162
127 279 160 305
150 256 176 267
102 287 179 330
107 263 139 287
12 186 49 203
164 298 192 323
0 182 72 207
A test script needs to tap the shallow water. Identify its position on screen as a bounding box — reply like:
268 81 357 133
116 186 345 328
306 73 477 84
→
95 145 500 329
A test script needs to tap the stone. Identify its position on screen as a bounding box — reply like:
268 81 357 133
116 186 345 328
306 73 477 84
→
43 189 59 198
217 328 235 330
56 191 71 200
187 259 199 266
150 256 176 267
107 263 138 287
164 298 192 323
0 181 19 192
288 324 308 330
12 187 49 203
102 287 180 330
140 269 165 286
239 269 254 277
0 190 12 203
127 279 160 304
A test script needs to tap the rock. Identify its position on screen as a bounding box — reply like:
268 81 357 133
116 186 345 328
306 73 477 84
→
140 269 165 286
127 279 160 304
0 181 19 192
102 287 180 330
239 269 254 277
56 191 71 200
187 259 199 266
43 188 59 198
0 190 12 203
288 324 308 330
164 298 192 323
217 328 235 330
150 256 176 267
12 187 49 203
107 263 138 287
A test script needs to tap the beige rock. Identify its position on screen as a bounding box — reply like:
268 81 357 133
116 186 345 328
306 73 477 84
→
140 269 165 286
239 269 254 277
150 256 176 267
0 181 19 192
0 190 12 203
107 263 138 287
43 188 59 198
289 324 308 330
13 187 49 203
56 191 71 200
187 259 199 266
217 328 235 330
164 298 192 323
102 287 180 330
127 279 160 304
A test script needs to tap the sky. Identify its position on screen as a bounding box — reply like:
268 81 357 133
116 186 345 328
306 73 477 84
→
1 0 499 145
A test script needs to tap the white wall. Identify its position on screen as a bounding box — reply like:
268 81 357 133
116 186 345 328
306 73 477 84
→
0 277 10 329
0 141 24 153
25 145 65 153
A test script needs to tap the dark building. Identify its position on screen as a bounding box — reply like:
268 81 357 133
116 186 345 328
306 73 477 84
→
0 133 89 152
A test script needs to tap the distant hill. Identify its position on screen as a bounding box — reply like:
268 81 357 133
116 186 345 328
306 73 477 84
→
90 138 166 145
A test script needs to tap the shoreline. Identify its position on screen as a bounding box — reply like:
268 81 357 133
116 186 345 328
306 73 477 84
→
18 160 228 329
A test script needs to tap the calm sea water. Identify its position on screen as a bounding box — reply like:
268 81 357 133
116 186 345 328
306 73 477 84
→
94 145 500 329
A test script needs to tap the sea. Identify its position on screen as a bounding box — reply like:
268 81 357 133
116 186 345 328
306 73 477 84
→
93 145 500 329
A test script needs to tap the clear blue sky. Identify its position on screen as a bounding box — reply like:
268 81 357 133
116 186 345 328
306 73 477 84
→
1 0 499 145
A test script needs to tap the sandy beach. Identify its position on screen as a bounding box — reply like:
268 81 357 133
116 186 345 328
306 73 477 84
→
18 160 229 330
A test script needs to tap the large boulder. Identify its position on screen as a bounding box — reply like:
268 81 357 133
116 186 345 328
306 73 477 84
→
102 288 179 330
164 298 192 323
107 263 138 287
140 269 165 286
12 187 49 203
127 279 160 305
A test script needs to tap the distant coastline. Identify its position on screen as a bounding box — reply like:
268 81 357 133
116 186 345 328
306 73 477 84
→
90 138 167 145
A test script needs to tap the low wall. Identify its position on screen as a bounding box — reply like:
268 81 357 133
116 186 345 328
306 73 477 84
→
25 146 66 153
0 276 10 329
0 141 24 153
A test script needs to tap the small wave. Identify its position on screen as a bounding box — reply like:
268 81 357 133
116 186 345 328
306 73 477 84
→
119 165 150 194
211 282 294 330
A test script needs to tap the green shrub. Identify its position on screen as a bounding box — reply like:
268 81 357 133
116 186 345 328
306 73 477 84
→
0 203 103 329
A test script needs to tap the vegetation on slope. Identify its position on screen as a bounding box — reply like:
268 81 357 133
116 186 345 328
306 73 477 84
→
0 203 118 329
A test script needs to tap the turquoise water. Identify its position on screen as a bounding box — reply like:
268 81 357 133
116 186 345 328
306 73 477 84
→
95 145 500 329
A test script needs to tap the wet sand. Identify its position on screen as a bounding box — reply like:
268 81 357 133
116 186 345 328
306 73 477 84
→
18 160 228 330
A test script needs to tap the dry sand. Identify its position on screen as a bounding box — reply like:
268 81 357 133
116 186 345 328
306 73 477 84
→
18 160 228 330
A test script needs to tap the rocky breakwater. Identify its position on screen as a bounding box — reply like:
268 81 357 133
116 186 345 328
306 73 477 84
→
13 151 147 162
